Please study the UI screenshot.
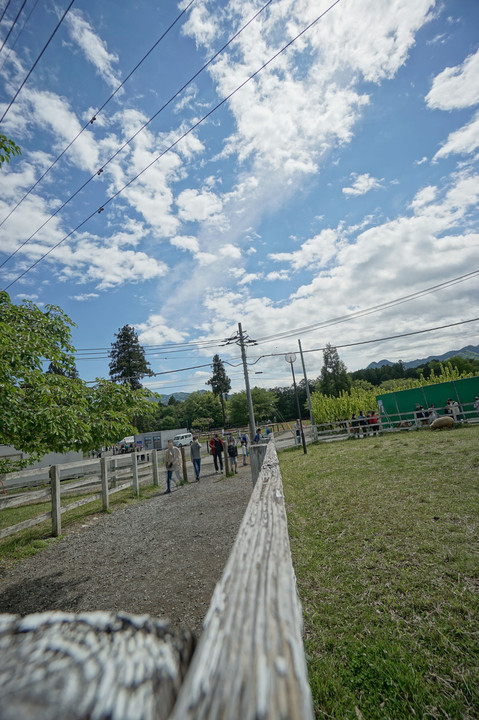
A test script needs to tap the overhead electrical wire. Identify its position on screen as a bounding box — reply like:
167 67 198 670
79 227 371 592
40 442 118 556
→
0 0 75 124
0 0 276 270
0 0 40 74
0 0 27 55
249 316 479 363
1 0 342 290
253 270 479 345
0 0 13 25
80 317 479 386
0 0 197 235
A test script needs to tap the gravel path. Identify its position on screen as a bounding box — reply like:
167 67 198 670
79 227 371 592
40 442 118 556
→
0 458 253 634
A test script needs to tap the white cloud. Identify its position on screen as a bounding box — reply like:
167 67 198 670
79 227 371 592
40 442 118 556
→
426 48 479 110
410 185 437 211
434 110 479 160
342 173 383 197
71 292 99 302
270 228 339 271
136 314 188 345
266 270 289 281
66 9 121 89
170 235 200 254
176 188 223 223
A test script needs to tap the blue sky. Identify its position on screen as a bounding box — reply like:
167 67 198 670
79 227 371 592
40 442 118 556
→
0 0 478 394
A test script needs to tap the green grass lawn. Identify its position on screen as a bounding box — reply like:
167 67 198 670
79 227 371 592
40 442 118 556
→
280 425 479 720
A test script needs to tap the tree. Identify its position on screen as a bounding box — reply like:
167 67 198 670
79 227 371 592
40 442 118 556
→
0 134 21 169
227 387 277 427
206 354 231 425
47 361 79 379
0 292 153 473
109 324 153 390
178 391 223 429
319 344 352 397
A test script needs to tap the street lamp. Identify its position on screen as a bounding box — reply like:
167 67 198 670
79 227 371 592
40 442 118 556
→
285 353 307 454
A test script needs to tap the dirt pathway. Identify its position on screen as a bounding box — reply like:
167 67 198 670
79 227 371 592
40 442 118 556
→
0 458 252 634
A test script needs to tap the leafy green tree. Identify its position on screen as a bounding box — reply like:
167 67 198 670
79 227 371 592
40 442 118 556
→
319 344 352 397
109 324 153 390
227 387 277 427
0 292 152 473
0 134 21 168
168 394 178 405
47 361 79 379
177 391 223 429
206 354 231 425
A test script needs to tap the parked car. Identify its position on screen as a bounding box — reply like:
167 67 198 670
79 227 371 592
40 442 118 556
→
173 432 193 447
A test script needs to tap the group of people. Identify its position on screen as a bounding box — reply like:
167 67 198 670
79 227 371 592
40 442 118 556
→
350 411 380 436
163 432 252 494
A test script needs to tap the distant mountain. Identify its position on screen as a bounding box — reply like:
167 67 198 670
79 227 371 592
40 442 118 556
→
366 344 479 370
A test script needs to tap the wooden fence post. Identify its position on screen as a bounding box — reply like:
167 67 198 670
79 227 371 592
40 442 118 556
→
100 457 109 511
152 449 160 487
50 465 61 537
131 452 139 497
180 446 188 483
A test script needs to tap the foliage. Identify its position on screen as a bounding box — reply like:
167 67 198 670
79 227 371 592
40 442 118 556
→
227 387 277 426
0 292 152 473
281 426 479 719
47 361 79 379
206 354 231 425
318 344 351 397
350 355 479 386
177 391 223 429
0 134 21 168
275 380 313 421
310 360 477 424
109 324 153 390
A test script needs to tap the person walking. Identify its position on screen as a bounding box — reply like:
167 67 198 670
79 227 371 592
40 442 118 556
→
190 436 202 481
164 439 182 494
240 432 249 465
228 436 238 474
211 434 224 473
294 419 301 445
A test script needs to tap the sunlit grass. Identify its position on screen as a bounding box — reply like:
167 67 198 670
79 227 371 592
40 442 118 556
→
280 425 479 719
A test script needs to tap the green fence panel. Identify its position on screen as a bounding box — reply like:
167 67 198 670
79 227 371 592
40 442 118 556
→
376 375 479 426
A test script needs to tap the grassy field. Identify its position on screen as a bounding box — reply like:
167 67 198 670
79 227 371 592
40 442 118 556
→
280 425 479 720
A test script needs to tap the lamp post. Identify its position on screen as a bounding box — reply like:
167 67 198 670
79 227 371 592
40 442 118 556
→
285 353 307 454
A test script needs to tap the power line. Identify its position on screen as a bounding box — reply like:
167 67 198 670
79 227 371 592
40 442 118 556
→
0 0 196 236
0 0 275 270
0 0 13 25
2 0 342 289
253 270 479 345
0 0 40 74
0 0 75 124
0 0 27 55
251 316 479 362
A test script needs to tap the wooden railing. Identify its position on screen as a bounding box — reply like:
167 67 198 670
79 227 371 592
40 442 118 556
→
0 452 162 540
169 438 314 719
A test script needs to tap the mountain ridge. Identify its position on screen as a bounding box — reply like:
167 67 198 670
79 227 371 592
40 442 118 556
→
366 344 479 370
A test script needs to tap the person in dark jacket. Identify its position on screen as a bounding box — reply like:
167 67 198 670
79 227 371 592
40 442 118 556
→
227 436 238 474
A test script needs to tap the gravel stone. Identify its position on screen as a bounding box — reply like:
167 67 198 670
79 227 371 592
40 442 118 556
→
0 460 252 635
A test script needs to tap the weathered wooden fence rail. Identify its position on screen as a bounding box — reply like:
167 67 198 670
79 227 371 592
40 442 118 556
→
169 438 314 720
0 452 163 540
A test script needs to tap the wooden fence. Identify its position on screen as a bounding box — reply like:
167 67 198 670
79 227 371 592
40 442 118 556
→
0 451 166 540
169 438 314 720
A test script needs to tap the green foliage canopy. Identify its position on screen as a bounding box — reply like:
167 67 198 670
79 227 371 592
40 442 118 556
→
0 292 152 473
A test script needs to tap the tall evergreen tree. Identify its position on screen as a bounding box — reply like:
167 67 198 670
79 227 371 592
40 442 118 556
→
319 343 352 397
109 324 153 390
206 354 231 425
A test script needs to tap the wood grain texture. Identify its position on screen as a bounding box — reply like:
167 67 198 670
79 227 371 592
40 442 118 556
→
0 611 195 720
169 439 314 720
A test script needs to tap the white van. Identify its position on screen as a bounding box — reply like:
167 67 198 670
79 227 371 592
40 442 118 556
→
173 432 193 447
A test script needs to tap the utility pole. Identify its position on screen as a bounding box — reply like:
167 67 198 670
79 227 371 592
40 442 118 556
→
238 323 256 445
298 338 314 427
